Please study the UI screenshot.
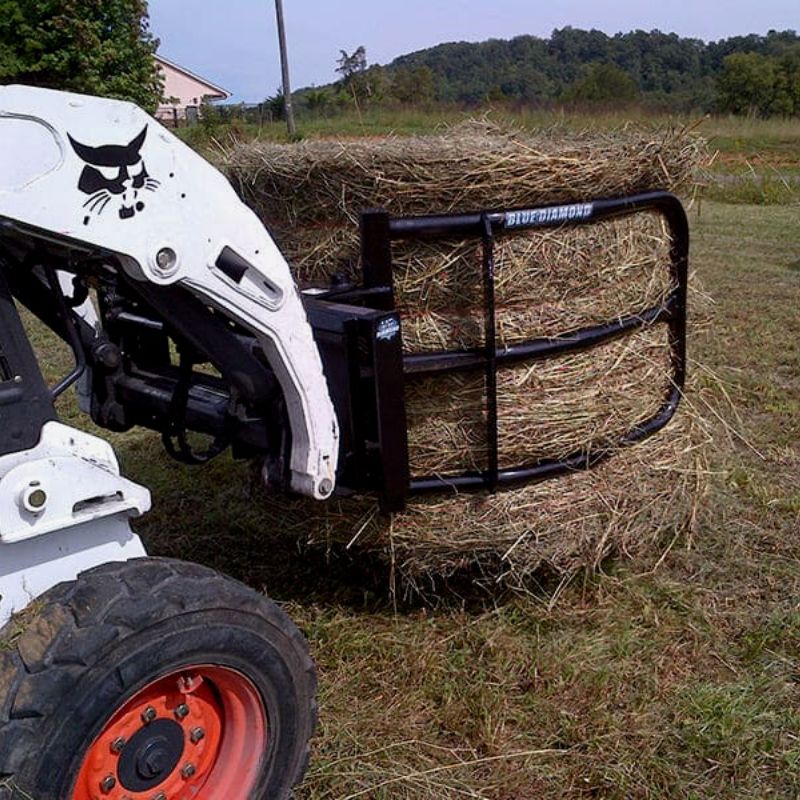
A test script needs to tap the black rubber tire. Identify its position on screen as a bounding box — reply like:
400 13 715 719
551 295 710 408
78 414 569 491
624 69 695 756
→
0 557 317 800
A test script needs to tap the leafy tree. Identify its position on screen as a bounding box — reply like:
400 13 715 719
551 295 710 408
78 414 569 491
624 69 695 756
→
335 46 386 107
391 65 435 104
769 48 800 115
336 45 367 84
563 62 639 103
717 53 778 115
0 0 162 111
335 45 367 104
264 87 286 120
304 87 331 115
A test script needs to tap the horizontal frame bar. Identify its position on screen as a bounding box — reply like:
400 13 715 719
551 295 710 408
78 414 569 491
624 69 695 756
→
388 191 685 239
404 295 676 377
409 385 682 495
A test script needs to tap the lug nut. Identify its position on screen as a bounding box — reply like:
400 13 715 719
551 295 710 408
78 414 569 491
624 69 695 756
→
141 706 157 724
110 737 126 754
181 763 196 779
174 703 190 720
189 727 205 744
100 775 116 793
152 793 167 800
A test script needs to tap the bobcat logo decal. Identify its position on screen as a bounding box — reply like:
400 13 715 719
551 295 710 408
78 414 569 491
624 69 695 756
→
69 127 160 223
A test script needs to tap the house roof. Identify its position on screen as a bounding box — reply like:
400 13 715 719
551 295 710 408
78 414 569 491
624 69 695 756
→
155 54 231 99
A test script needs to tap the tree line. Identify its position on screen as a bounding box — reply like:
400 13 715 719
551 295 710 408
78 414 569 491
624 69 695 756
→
292 28 800 117
1 7 797 120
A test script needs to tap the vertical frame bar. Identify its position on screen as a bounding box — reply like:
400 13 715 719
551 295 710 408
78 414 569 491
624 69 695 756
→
360 314 410 513
359 209 410 510
360 209 395 311
481 214 499 492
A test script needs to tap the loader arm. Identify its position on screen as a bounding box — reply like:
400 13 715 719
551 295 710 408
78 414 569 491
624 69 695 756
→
0 85 338 499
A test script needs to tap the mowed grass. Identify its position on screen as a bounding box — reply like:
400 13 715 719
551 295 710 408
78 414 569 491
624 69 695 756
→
10 104 800 798
16 198 799 797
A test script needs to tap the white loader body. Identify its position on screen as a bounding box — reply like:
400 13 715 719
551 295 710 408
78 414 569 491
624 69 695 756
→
0 86 340 626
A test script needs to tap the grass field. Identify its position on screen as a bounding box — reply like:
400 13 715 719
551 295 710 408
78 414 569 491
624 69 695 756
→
7 114 800 797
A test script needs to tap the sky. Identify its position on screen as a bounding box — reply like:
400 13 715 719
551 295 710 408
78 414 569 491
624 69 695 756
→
148 0 799 103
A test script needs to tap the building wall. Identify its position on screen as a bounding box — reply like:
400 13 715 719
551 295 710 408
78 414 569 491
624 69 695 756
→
155 61 226 122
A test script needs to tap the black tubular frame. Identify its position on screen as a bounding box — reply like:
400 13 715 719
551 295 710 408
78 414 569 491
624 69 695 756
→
359 190 689 508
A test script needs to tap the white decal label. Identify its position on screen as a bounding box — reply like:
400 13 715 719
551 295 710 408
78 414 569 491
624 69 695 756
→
376 317 401 341
505 202 594 228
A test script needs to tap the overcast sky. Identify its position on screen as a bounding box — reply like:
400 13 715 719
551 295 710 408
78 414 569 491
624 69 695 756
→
148 0 799 103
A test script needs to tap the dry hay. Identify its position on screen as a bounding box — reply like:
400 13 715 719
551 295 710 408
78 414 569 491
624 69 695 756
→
255 409 707 594
228 121 703 228
259 212 674 352
225 122 709 590
228 123 701 353
407 324 672 475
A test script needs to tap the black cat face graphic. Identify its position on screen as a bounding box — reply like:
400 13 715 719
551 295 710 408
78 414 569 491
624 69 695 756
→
68 127 160 221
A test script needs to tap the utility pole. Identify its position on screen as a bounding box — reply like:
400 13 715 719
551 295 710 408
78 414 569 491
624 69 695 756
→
274 0 296 137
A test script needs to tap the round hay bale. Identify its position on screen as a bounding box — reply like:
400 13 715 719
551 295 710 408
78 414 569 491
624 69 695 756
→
223 123 709 591
252 409 707 594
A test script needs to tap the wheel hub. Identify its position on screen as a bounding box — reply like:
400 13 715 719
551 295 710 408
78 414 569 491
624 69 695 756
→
118 719 184 792
72 666 267 800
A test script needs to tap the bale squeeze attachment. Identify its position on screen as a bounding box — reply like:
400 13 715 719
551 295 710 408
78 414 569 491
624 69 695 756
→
309 190 689 512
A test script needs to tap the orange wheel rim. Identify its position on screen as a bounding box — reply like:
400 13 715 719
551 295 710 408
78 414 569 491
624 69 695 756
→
72 665 267 800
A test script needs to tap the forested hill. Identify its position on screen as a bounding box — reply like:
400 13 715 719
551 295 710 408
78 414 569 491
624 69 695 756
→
376 28 800 114
388 28 799 105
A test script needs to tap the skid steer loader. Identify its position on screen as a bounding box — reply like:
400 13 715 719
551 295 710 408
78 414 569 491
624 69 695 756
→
0 86 689 799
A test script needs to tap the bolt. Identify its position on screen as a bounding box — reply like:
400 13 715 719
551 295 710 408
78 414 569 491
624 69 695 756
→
154 247 178 277
177 673 201 694
181 763 196 779
94 342 122 370
189 727 205 744
174 703 190 720
20 483 48 515
141 705 157 724
152 794 167 800
110 736 127 754
100 775 116 793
